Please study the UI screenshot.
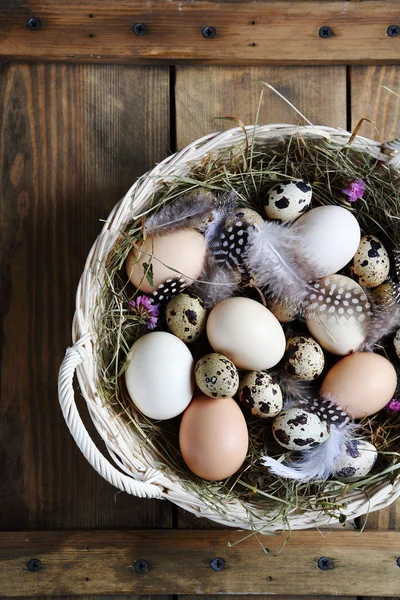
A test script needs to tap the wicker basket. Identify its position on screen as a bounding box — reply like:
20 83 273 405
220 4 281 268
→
58 124 400 532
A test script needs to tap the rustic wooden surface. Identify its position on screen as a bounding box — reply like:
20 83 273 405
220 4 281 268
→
1 1 400 65
1 530 400 597
1 10 400 599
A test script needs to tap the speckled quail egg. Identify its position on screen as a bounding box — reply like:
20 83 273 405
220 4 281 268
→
333 440 378 480
166 293 207 343
225 207 264 229
272 408 330 451
264 179 312 222
371 281 395 306
195 353 239 398
349 235 390 288
284 335 325 381
267 297 298 323
238 371 283 418
394 329 400 360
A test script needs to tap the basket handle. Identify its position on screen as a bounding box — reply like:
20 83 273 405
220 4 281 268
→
58 334 162 499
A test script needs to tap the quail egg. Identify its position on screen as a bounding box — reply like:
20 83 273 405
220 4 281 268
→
349 235 390 288
195 353 239 399
333 440 378 480
371 281 395 306
394 329 400 360
267 297 298 323
166 293 207 343
225 207 264 229
238 371 283 418
272 408 330 451
284 335 325 381
264 179 312 222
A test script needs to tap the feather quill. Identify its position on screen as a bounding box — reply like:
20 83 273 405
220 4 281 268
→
145 189 218 234
261 422 358 482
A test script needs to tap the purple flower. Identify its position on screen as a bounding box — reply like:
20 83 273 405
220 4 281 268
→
129 295 159 330
342 178 366 203
386 398 400 414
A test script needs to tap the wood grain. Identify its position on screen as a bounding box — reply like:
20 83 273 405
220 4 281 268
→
1 1 400 65
0 529 400 597
175 66 347 150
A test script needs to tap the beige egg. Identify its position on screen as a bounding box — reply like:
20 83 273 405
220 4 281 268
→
166 293 207 343
126 229 206 293
285 335 325 381
264 179 312 222
225 207 264 228
371 281 395 306
238 371 282 418
267 297 298 323
394 329 400 360
349 235 390 288
195 353 239 399
272 408 330 451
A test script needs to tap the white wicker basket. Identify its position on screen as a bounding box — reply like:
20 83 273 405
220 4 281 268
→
58 124 400 532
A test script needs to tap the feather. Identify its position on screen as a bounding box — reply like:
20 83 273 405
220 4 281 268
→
203 192 241 245
190 258 241 309
244 221 320 308
145 189 218 234
270 369 315 405
261 421 358 482
361 298 400 351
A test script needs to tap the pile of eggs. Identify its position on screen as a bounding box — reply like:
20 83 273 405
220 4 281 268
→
123 177 398 483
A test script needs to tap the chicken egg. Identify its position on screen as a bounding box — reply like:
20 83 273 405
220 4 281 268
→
238 371 283 418
195 353 239 399
284 335 325 381
272 408 330 451
264 179 312 222
349 235 390 288
333 440 378 480
321 352 397 419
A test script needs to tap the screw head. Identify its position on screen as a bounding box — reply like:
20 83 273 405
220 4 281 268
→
134 559 148 573
397 557 400 567
210 557 225 571
318 556 332 570
319 26 333 39
388 25 400 37
202 26 216 39
27 559 42 572
27 17 41 31
133 23 146 36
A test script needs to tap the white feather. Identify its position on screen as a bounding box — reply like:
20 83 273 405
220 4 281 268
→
261 422 358 482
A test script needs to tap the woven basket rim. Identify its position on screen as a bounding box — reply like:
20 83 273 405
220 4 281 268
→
60 123 400 532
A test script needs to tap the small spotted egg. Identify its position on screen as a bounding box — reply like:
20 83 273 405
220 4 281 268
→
264 179 312 222
272 408 330 451
225 207 264 229
349 235 390 288
394 329 400 360
284 335 325 381
333 440 378 480
195 353 239 399
267 297 298 323
166 293 207 343
371 281 395 306
238 371 283 418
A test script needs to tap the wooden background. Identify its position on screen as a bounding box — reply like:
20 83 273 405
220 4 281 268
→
1 4 400 598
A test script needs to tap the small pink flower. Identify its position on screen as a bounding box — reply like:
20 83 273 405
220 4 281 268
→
129 295 159 330
342 178 366 203
386 398 400 414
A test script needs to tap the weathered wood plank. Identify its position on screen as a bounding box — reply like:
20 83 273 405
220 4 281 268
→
0 530 399 597
1 1 400 65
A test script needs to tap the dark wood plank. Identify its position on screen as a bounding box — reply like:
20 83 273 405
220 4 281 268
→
0 530 400 597
0 61 172 531
1 1 400 65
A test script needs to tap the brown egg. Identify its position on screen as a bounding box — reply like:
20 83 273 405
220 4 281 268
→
321 352 397 419
126 229 206 293
179 395 248 481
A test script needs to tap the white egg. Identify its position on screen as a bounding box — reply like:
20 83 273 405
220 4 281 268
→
238 371 283 418
394 329 400 360
305 274 370 355
349 235 390 288
207 297 286 370
284 335 325 381
294 205 361 278
272 408 330 451
333 440 378 480
125 331 194 420
264 179 312 222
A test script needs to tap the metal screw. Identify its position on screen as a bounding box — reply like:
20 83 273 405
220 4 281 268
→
210 557 225 571
319 26 333 39
388 25 400 38
27 559 42 572
27 17 41 31
318 557 332 570
134 559 148 573
133 23 146 36
202 26 216 39
397 557 400 567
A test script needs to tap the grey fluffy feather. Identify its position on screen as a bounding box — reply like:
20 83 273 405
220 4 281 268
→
270 369 315 405
362 298 400 352
145 189 218 234
191 258 241 309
